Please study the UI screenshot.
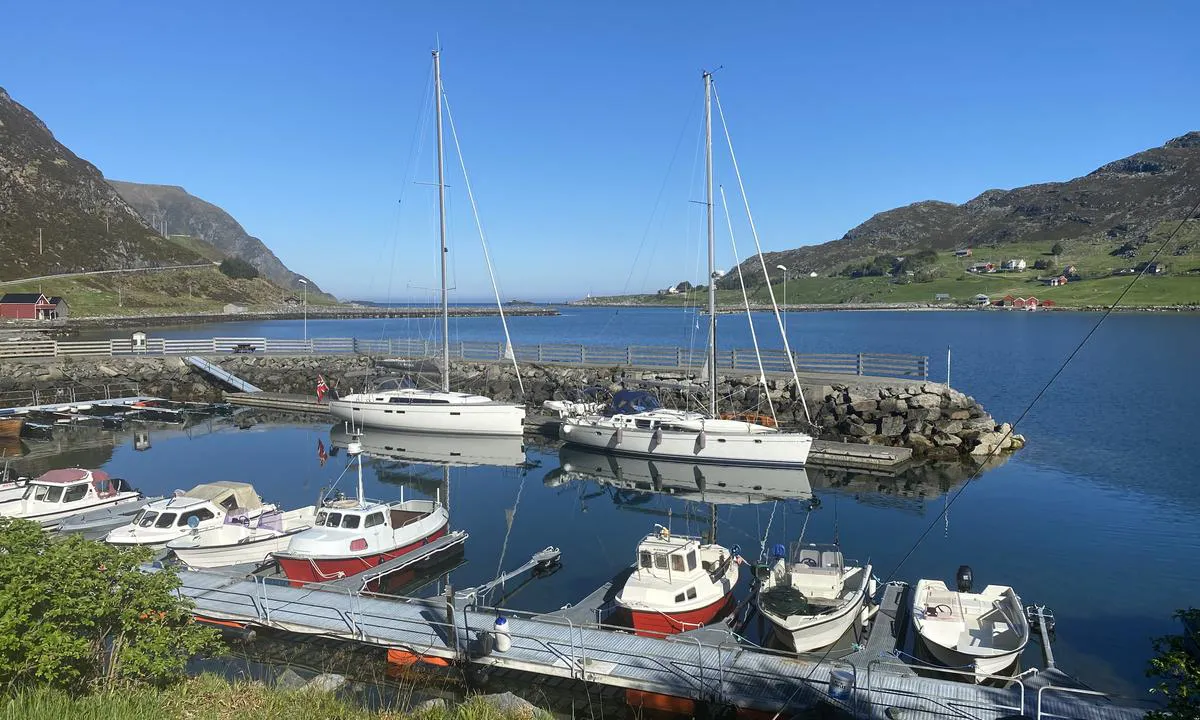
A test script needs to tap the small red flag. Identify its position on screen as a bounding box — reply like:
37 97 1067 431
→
316 374 329 402
317 438 328 466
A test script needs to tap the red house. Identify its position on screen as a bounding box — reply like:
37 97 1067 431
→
1041 299 1057 308
1012 297 1027 308
0 293 63 320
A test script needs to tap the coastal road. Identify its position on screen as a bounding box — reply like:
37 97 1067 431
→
0 262 217 286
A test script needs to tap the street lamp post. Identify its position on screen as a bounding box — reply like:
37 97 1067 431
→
299 279 308 343
775 264 788 334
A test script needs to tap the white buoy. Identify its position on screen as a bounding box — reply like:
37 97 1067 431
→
494 616 511 652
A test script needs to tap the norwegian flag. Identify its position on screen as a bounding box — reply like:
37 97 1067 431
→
316 374 329 402
317 438 328 466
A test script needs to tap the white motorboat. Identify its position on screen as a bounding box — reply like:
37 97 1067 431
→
104 481 273 549
560 71 813 466
329 424 526 467
555 444 811 504
560 391 813 467
757 542 874 653
167 506 317 569
614 525 740 637
0 468 143 529
912 570 1030 681
274 434 449 585
58 495 166 537
328 50 525 436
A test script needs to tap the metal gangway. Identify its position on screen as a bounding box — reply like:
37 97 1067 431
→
184 356 261 393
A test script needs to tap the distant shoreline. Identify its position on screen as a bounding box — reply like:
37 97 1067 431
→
567 300 1200 313
53 305 559 329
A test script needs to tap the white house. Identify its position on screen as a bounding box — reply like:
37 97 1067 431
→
1002 259 1027 271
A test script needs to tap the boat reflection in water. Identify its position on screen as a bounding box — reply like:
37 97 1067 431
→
329 424 527 468
549 445 811 506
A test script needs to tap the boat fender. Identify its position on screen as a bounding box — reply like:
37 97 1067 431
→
868 576 879 599
956 565 974 593
696 431 706 450
615 427 623 445
494 616 511 652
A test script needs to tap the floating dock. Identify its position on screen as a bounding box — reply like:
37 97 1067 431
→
169 567 1145 719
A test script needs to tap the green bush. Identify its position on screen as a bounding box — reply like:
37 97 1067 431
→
0 518 220 690
218 257 260 280
1051 241 1064 256
1147 608 1200 720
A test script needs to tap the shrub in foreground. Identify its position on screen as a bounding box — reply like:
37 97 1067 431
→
0 517 220 690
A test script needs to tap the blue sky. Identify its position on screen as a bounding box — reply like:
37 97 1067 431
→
5 1 1198 301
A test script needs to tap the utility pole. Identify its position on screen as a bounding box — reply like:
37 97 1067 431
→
299 278 309 342
38 228 42 255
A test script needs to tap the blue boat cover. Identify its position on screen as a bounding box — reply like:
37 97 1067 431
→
609 390 661 415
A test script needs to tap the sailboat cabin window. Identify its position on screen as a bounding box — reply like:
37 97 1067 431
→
654 553 668 570
62 484 88 503
687 551 697 571
671 554 685 572
365 513 385 528
639 551 653 568
341 514 361 529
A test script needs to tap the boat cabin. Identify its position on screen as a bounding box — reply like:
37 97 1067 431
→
773 542 852 599
21 468 127 504
629 529 727 605
131 481 262 530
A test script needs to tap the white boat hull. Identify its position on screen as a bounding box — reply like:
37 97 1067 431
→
560 421 812 467
330 398 525 436
920 640 1023 679
911 579 1030 682
170 529 306 568
761 563 872 653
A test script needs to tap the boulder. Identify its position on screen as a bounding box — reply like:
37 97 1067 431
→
933 431 962 447
933 419 964 435
878 397 904 414
906 432 934 455
275 668 307 690
925 445 961 462
949 409 971 421
850 399 878 414
476 692 541 720
412 698 448 714
304 673 346 693
908 393 942 409
879 414 905 437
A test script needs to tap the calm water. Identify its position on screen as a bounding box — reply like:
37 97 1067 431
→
57 308 1200 695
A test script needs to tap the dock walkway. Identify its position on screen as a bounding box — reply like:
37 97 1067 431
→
170 567 1144 719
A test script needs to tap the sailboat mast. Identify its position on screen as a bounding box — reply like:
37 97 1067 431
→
704 70 717 417
434 49 450 393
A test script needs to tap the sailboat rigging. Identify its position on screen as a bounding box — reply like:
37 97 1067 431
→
330 49 526 436
557 71 813 467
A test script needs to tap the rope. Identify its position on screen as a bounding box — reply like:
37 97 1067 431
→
440 90 525 398
711 83 813 428
757 501 779 564
719 185 779 427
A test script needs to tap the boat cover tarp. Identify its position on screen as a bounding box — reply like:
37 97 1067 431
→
609 390 661 415
38 468 110 485
183 481 262 511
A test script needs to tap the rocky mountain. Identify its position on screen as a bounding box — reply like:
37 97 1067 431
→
0 87 203 281
108 180 329 298
723 131 1200 285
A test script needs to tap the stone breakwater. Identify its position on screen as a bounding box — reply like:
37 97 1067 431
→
0 355 1023 461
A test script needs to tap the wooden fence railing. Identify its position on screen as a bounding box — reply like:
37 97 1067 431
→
0 337 928 379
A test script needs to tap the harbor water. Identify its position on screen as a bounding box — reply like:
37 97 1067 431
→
53 307 1200 695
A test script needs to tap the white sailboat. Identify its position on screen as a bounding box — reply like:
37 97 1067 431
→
911 571 1030 681
330 49 525 437
560 71 812 466
329 424 526 467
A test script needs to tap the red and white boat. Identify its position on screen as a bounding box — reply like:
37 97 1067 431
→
614 526 740 637
274 434 449 586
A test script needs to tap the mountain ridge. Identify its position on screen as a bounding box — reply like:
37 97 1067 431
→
722 131 1200 286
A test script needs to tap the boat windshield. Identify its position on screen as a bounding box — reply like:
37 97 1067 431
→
154 512 177 529
315 510 362 529
27 484 65 503
135 510 159 527
609 390 661 416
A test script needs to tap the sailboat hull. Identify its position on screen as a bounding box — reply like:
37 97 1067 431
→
330 398 525 436
560 422 812 467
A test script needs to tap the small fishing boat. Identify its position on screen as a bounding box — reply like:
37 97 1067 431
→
757 542 874 653
167 506 317 568
104 481 273 549
614 525 740 637
57 496 166 537
912 568 1030 681
274 434 449 585
0 468 143 529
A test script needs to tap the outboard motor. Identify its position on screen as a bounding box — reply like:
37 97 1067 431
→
956 564 974 593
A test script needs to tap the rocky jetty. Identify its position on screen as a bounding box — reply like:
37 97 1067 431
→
0 355 1023 461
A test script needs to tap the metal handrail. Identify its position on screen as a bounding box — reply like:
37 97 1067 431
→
867 656 1025 719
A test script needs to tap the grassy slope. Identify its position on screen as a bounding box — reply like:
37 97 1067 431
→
0 267 341 317
2 673 537 720
591 223 1200 308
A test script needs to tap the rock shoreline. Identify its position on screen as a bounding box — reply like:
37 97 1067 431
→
0 355 1022 461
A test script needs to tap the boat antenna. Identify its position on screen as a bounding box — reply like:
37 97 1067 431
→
703 69 717 418
433 48 450 393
